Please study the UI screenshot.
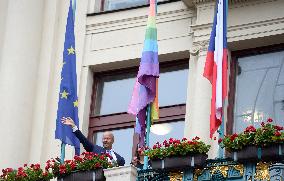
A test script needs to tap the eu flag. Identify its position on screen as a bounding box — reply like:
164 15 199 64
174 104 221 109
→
55 0 80 155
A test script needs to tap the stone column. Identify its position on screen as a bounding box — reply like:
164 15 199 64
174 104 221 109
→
0 0 44 168
184 0 219 158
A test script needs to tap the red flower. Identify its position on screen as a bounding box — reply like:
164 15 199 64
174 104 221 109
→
74 155 83 162
274 131 281 137
261 122 265 127
42 172 48 177
274 125 283 131
182 137 187 141
267 118 273 122
230 133 238 141
218 138 223 144
245 125 256 133
163 140 168 145
193 136 200 140
95 163 101 168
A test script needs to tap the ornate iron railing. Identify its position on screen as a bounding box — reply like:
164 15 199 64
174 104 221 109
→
137 159 284 181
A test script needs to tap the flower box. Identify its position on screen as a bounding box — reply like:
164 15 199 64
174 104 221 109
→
229 146 259 163
59 169 105 181
261 144 284 161
227 144 284 163
151 159 163 169
220 118 284 163
141 137 210 170
165 154 207 169
151 154 207 169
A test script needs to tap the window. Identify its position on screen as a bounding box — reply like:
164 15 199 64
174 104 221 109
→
88 59 188 165
228 45 284 134
91 0 171 13
93 128 134 164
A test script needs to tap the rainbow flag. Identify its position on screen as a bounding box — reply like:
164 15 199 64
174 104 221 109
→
128 0 159 146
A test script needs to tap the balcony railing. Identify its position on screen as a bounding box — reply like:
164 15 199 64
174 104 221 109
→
137 158 284 181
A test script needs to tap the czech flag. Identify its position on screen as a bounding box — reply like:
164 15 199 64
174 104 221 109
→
203 0 228 138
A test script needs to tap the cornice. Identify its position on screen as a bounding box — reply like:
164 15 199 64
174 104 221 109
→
86 8 194 35
190 16 284 56
182 0 256 8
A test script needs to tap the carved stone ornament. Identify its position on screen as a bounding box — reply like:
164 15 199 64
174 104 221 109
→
190 40 209 56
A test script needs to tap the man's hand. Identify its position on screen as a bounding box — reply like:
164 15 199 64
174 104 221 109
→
61 117 75 128
131 156 139 166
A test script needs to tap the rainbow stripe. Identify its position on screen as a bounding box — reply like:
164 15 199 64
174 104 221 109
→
128 0 159 146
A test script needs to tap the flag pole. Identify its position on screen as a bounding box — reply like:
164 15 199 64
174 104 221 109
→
218 0 228 159
59 0 76 164
218 117 225 158
60 143 66 163
143 104 151 169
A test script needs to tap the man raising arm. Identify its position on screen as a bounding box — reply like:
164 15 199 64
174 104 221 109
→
61 117 125 166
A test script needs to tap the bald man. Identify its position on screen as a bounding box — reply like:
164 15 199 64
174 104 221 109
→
62 117 125 166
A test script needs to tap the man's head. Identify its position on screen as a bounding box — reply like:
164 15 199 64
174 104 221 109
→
102 131 114 150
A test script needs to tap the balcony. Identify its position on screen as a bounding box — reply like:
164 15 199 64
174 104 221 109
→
135 158 284 181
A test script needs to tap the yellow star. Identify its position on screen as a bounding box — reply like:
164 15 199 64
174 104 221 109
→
73 99 79 107
67 46 75 55
60 90 69 99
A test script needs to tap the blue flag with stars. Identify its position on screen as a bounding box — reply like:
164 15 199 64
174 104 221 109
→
55 0 80 155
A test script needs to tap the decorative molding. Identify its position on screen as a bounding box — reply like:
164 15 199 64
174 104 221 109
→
190 17 284 48
190 40 209 56
269 163 284 180
86 8 194 34
182 0 252 7
254 162 270 180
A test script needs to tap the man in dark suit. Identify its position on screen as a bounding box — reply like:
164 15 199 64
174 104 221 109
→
61 117 125 166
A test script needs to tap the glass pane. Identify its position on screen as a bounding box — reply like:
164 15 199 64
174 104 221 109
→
93 0 170 12
105 0 148 11
234 51 284 133
93 127 134 165
149 120 185 147
159 69 189 107
95 74 136 115
95 64 189 116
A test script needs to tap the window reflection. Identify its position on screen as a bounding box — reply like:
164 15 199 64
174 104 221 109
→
234 51 284 133
149 120 184 147
93 128 134 165
92 0 170 13
95 64 188 116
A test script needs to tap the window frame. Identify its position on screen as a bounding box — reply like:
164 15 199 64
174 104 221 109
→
87 0 181 15
88 59 188 158
227 43 284 135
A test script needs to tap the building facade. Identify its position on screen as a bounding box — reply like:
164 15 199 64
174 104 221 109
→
0 0 283 170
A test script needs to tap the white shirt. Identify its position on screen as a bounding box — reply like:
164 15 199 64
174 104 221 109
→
106 149 117 162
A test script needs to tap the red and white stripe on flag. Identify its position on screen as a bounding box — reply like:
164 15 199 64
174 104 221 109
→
203 0 228 138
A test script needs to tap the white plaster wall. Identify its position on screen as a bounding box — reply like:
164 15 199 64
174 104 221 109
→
0 0 44 169
84 1 193 67
0 0 9 66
